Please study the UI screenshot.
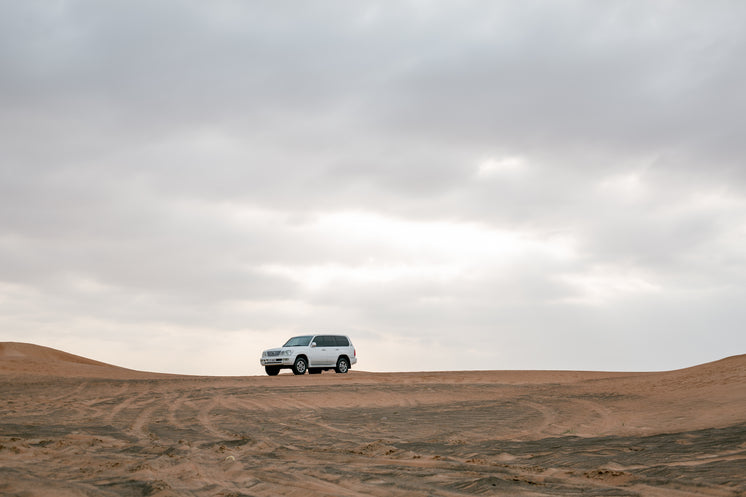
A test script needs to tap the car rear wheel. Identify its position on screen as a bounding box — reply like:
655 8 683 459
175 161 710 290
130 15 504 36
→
265 366 280 376
293 357 307 375
335 357 349 374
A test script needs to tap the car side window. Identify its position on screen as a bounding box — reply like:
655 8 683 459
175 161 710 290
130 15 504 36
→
334 336 349 346
315 335 331 347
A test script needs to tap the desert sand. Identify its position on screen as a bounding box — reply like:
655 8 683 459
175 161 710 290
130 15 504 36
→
1 342 745 496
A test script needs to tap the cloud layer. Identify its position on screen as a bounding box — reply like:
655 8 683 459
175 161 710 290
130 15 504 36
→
2 1 745 374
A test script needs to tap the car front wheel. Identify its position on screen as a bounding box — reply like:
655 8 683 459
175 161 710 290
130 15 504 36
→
335 357 349 374
265 366 280 376
293 357 307 375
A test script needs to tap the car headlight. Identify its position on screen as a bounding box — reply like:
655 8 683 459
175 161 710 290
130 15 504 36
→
281 349 292 356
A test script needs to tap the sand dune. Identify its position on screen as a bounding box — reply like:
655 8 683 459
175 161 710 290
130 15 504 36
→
0 342 171 379
1 343 745 496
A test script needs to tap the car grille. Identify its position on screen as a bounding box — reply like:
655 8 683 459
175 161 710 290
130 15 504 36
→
266 351 281 357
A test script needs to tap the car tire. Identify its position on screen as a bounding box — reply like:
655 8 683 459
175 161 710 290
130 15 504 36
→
335 357 349 374
265 366 280 376
293 357 307 375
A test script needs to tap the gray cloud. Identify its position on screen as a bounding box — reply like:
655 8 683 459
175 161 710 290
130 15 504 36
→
2 1 745 374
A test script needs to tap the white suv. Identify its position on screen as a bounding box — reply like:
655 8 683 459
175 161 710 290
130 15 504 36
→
260 334 357 375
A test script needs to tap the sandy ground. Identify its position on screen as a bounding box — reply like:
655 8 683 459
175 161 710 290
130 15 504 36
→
1 342 745 497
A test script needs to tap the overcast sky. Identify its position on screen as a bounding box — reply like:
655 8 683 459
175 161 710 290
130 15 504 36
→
2 1 745 375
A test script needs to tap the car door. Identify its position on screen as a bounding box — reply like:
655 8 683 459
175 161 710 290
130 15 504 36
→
311 335 336 366
332 336 349 361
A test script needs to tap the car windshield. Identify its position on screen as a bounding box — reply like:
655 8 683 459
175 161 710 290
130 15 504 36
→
283 335 313 347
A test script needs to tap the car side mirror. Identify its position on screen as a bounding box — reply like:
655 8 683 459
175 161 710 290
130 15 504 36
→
311 342 317 348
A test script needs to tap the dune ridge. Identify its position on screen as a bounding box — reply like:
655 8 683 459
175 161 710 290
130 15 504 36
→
0 342 112 365
0 342 172 379
2 341 744 381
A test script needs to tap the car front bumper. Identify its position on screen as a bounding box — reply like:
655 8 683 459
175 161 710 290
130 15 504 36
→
260 357 294 366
